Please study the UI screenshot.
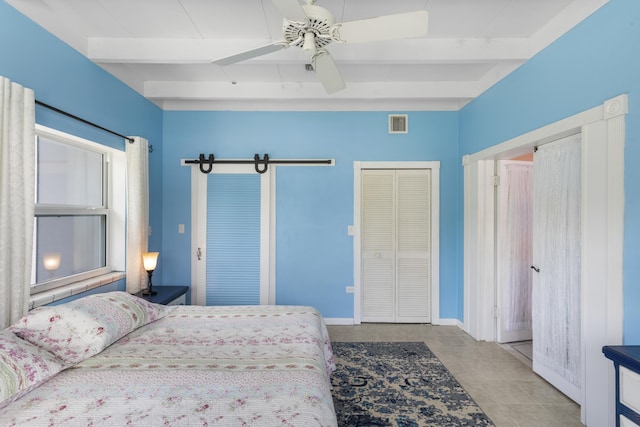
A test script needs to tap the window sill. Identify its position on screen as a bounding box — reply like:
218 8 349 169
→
29 271 126 309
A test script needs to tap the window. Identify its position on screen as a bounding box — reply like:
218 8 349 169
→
31 125 126 295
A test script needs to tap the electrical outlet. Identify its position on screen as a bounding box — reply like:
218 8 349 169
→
178 224 185 234
346 286 354 293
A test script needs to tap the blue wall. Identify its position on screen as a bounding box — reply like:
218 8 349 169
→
161 111 460 318
460 0 640 343
3 0 639 339
0 1 164 294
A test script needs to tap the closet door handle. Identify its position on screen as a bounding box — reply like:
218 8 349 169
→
531 265 540 273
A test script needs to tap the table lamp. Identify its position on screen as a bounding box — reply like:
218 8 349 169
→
141 251 159 296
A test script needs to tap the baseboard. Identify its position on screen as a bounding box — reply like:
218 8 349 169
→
437 318 464 328
324 318 355 325
324 318 464 327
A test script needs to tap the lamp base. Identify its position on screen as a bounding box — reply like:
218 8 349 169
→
143 269 157 296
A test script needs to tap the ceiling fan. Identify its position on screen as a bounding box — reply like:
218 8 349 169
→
212 0 429 94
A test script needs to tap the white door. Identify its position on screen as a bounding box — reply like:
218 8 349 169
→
191 164 274 306
496 160 533 343
361 169 432 323
531 134 582 404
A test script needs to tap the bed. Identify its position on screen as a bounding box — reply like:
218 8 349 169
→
0 291 337 426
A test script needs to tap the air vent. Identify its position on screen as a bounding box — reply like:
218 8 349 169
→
389 114 408 134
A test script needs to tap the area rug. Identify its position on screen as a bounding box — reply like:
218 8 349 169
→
331 342 495 427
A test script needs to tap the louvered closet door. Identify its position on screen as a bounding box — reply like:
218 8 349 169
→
361 170 396 322
361 169 431 323
396 170 431 322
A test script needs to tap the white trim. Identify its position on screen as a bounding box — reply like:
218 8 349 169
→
190 165 205 307
269 170 277 305
324 317 467 327
31 124 126 295
439 318 464 327
353 160 440 325
324 318 355 326
36 125 122 154
463 96 629 163
463 159 496 341
29 271 125 309
259 170 272 305
462 94 626 427
353 162 362 324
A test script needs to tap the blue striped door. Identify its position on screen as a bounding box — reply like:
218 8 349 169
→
205 173 260 305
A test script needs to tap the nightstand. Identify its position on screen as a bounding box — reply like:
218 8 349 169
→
603 346 640 427
135 285 189 305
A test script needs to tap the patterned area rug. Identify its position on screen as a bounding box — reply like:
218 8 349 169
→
331 342 495 427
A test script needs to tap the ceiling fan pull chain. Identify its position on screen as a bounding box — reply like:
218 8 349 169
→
254 153 270 174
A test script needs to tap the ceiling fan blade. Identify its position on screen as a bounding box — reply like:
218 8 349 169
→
272 0 308 22
312 50 346 94
335 10 428 44
212 43 287 66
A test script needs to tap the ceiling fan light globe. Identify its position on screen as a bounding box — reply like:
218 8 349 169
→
302 32 316 55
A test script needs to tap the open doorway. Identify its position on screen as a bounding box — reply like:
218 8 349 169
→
496 155 534 367
497 134 583 404
496 157 533 344
462 94 626 426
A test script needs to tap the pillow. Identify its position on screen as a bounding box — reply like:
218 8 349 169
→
10 291 175 364
0 330 66 409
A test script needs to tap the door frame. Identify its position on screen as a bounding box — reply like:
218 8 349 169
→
463 94 626 426
353 161 441 325
189 164 276 307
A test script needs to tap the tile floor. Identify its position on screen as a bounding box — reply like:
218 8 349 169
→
327 323 584 427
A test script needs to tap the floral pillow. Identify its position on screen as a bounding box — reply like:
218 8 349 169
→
0 330 66 409
10 291 175 365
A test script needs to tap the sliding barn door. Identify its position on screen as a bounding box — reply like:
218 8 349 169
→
192 164 273 306
361 169 432 323
206 174 260 305
532 134 582 403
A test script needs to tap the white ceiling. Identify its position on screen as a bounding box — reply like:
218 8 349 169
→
6 0 608 111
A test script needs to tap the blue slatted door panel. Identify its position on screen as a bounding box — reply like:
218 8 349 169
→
206 173 261 306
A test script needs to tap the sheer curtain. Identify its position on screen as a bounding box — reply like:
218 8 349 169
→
0 76 35 329
532 135 582 390
125 137 150 294
499 162 533 335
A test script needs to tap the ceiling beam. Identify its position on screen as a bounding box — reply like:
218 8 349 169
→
159 98 473 112
530 0 609 53
143 80 481 100
89 37 533 64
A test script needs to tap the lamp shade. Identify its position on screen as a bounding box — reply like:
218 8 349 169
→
142 252 159 271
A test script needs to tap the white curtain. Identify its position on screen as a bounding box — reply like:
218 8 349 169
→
0 76 35 329
499 162 533 334
125 137 149 294
532 134 581 389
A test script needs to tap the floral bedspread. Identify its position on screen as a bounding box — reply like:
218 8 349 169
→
0 305 337 426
